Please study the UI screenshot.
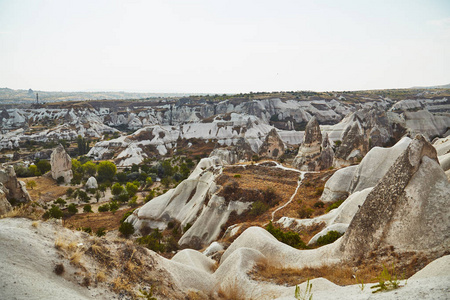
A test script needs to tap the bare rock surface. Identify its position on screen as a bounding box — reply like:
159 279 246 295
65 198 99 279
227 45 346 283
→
0 165 31 203
320 165 357 203
85 176 98 190
293 117 334 171
340 135 450 258
258 128 285 159
0 189 12 215
50 144 73 183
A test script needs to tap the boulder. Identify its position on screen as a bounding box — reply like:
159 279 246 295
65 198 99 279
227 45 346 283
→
50 144 73 183
0 166 31 203
85 177 98 190
340 135 450 259
293 117 332 171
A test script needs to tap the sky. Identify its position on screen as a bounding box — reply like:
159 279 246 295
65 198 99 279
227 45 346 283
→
0 0 449 94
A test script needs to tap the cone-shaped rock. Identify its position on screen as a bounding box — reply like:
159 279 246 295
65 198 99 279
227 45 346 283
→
50 144 73 183
340 135 450 259
258 128 285 159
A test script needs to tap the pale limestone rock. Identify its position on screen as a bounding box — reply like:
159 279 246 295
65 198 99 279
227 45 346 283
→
340 135 450 259
258 128 285 159
320 165 357 203
293 118 335 171
0 166 31 203
0 189 12 215
85 177 98 190
50 144 73 183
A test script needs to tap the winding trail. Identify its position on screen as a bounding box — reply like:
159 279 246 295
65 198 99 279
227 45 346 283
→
271 171 306 221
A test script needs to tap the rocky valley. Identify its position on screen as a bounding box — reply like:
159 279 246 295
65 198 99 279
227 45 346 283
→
0 88 449 300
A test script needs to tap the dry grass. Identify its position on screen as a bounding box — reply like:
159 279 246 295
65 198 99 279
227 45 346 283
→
96 270 107 283
54 236 65 249
250 251 431 287
0 203 44 220
26 175 68 202
31 221 39 227
70 249 83 266
217 277 246 300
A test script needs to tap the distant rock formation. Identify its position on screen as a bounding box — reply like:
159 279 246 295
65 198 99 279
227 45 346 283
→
210 138 255 165
340 135 450 259
50 144 73 183
293 117 334 171
85 177 98 190
258 128 285 159
333 116 367 168
0 165 31 204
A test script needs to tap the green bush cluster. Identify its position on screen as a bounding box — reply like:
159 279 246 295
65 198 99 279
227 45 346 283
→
326 199 345 212
316 230 343 246
118 222 135 237
266 221 307 249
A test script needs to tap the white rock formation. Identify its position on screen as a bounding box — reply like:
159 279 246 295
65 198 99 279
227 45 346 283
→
0 166 31 203
85 177 98 190
50 144 73 183
320 165 357 203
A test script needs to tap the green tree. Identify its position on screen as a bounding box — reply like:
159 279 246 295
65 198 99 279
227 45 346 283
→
82 161 97 177
83 204 93 213
28 165 41 176
97 161 117 183
119 222 135 237
111 183 124 196
67 203 78 214
26 180 37 190
125 182 138 197
44 205 63 219
36 160 51 174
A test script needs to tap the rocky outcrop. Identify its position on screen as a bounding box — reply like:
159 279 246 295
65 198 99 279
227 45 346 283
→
340 135 450 259
293 117 334 171
0 166 31 203
258 128 285 159
50 144 73 183
0 189 12 215
210 138 255 165
320 165 357 203
127 157 252 249
333 117 367 167
85 177 98 190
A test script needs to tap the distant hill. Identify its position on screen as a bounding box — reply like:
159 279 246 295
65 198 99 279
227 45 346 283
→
411 83 450 89
0 88 201 104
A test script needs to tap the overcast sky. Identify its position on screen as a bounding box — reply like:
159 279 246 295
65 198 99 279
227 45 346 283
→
1 0 449 94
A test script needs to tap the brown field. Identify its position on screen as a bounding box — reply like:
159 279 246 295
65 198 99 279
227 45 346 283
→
24 174 69 202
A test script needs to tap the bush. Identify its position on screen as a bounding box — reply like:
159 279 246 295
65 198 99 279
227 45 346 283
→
316 230 343 246
111 183 124 196
326 199 345 212
298 206 314 218
83 204 93 213
81 227 92 234
313 201 325 208
109 201 119 211
120 211 134 223
54 263 65 275
98 203 110 212
44 205 63 219
66 188 74 197
128 197 138 207
96 227 106 237
314 187 324 196
56 176 65 184
250 201 269 216
119 222 135 237
233 174 241 178
266 221 307 249
125 182 139 197
67 203 78 214
137 229 165 252
26 180 37 190
54 198 66 206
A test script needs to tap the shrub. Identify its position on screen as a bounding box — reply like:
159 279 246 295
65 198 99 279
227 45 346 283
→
326 199 345 212
119 222 135 237
266 221 307 249
98 203 110 212
83 204 93 213
298 206 314 218
128 197 138 207
56 176 65 184
96 227 106 237
120 210 134 223
313 201 324 208
233 174 241 178
26 180 37 190
137 229 165 252
54 198 66 206
125 182 139 197
316 230 343 246
111 183 124 196
250 201 269 216
44 205 63 219
66 188 74 197
314 187 324 196
54 263 65 275
109 201 119 211
81 227 92 233
67 203 78 215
